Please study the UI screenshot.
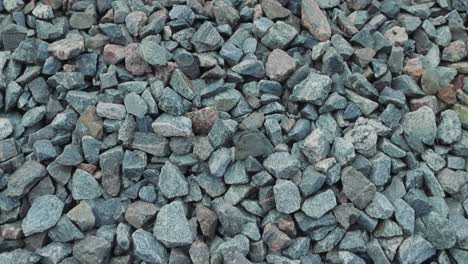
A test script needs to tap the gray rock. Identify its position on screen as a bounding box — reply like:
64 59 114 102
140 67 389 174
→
96 102 127 120
365 192 394 219
290 71 332 105
437 109 461 144
437 168 467 194
154 200 195 247
71 169 102 200
132 229 168 264
48 215 85 242
73 236 111 264
6 160 46 198
235 131 274 160
0 118 13 140
67 201 96 231
232 59 265 78
124 92 148 118
158 161 189 199
402 106 437 145
273 179 301 214
152 114 193 137
55 144 83 166
191 22 224 52
369 152 392 186
0 249 41 264
261 21 298 49
22 195 64 236
331 137 355 165
302 189 337 218
263 152 300 179
208 147 232 177
139 37 172 66
398 235 435 264
302 129 330 164
342 166 376 209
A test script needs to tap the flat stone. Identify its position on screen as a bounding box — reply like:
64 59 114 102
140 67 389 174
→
235 131 274 160
0 118 13 140
302 189 337 218
124 92 147 118
398 235 435 264
22 195 64 236
341 166 376 209
154 201 195 248
6 160 46 198
152 114 193 137
263 152 300 179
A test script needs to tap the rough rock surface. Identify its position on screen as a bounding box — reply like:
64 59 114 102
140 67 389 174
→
0 0 467 263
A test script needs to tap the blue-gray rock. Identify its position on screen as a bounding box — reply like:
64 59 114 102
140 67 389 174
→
398 235 435 264
154 200 195 247
302 189 337 218
132 229 168 264
263 152 300 179
6 160 47 198
124 92 148 118
341 166 376 209
402 106 437 145
152 114 193 137
72 236 112 264
22 195 64 236
273 179 301 214
261 21 298 49
158 161 189 199
290 71 332 105
71 169 102 200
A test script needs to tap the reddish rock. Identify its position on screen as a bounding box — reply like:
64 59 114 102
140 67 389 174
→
301 0 331 41
103 44 126 65
124 201 159 228
48 33 84 60
410 96 439 113
78 163 97 175
0 222 23 239
403 58 423 80
277 218 297 238
442 40 467 62
263 224 291 252
384 26 408 45
63 64 75 72
125 43 151 76
437 84 458 105
196 205 218 238
187 107 219 136
153 62 177 84
453 74 465 90
266 49 296 82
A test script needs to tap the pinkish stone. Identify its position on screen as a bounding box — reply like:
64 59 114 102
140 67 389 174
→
301 0 331 41
153 62 177 84
404 58 424 80
384 26 408 45
266 49 296 82
103 44 126 64
125 43 151 76
410 96 439 113
186 107 219 136
48 33 84 60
